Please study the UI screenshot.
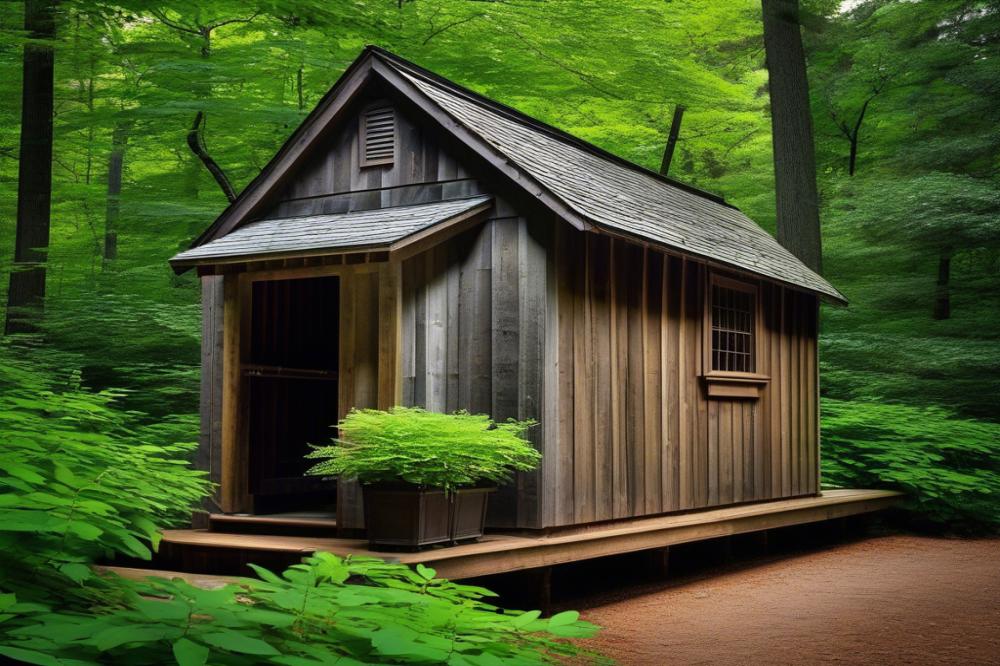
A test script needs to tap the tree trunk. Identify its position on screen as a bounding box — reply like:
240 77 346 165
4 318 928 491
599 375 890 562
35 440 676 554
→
659 104 685 176
5 0 57 335
104 121 129 263
933 247 951 320
761 0 823 274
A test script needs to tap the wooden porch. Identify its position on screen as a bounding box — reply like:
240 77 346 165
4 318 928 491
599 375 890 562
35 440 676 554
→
140 489 900 580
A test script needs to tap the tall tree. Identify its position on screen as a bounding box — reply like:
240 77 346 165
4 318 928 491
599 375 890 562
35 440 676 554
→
761 0 822 273
5 0 57 334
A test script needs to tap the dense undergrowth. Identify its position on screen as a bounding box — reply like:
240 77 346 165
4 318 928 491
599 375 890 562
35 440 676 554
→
0 349 604 665
821 398 1000 533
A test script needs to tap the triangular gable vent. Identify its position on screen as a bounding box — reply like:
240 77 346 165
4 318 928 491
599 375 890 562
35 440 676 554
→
361 106 395 166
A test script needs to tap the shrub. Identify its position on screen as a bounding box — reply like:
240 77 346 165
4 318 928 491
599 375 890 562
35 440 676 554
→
307 407 541 492
1 553 605 665
0 356 602 664
821 398 1000 532
0 353 210 593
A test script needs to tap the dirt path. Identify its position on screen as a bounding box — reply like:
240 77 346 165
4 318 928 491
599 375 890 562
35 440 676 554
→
580 535 1000 665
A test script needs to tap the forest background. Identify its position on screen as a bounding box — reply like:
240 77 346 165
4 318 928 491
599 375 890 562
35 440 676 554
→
0 0 998 530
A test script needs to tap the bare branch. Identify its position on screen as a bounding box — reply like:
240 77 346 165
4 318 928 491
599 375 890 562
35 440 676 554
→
205 12 260 31
149 9 200 35
423 14 484 45
187 112 237 203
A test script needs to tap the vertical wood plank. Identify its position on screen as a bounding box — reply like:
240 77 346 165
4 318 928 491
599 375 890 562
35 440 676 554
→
377 261 402 409
678 258 691 510
542 220 562 527
693 263 709 507
425 249 447 412
591 236 615 520
445 243 461 412
710 400 737 504
489 218 520 526
573 233 595 524
644 249 663 515
517 218 546 528
556 225 576 525
780 287 792 497
664 255 681 512
198 276 225 520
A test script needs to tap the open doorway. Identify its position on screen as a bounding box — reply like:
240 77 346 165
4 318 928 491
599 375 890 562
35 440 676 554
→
244 275 340 515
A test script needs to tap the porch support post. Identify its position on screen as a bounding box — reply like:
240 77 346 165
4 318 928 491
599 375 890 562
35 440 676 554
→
377 259 403 409
220 273 251 513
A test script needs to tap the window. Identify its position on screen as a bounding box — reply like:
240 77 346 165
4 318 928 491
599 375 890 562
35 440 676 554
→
360 106 395 166
710 278 756 373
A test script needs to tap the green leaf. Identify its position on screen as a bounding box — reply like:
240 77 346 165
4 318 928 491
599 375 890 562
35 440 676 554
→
548 610 580 627
59 562 93 584
416 563 436 581
94 625 177 650
172 638 209 666
202 630 280 656
511 609 541 628
0 645 64 666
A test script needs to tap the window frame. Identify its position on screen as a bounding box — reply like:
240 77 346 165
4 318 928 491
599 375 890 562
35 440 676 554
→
702 273 769 398
358 103 397 168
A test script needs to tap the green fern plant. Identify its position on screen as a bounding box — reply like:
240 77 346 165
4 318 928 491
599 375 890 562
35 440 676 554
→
306 407 541 492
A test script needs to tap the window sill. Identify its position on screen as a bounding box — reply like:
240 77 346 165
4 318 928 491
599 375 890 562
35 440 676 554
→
702 372 769 400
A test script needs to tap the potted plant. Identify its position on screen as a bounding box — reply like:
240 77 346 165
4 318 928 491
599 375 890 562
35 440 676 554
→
306 407 539 550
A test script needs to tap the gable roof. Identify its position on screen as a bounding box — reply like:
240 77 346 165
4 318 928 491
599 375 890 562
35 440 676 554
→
185 46 845 304
171 196 492 269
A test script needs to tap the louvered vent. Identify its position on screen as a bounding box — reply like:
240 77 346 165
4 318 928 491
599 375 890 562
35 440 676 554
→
361 106 395 166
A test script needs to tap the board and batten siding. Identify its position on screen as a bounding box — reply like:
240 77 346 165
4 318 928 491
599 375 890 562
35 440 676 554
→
262 97 481 220
548 227 819 527
194 91 820 530
399 209 550 529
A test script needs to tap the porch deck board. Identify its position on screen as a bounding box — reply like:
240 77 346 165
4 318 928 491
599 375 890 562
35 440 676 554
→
156 489 900 580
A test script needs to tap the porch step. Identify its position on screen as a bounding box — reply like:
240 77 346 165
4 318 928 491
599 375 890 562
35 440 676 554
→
208 512 337 537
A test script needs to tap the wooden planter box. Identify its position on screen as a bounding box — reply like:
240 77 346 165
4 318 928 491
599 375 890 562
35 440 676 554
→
362 484 492 551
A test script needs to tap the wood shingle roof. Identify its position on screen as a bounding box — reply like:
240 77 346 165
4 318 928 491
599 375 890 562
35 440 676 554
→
170 196 492 268
373 49 844 303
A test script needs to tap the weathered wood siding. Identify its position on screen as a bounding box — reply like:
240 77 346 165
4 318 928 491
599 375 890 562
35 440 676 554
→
548 229 819 527
196 92 820 531
399 210 550 529
196 275 225 526
262 97 482 220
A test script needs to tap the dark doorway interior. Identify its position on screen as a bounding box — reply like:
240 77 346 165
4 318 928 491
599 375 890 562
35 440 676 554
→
246 275 340 514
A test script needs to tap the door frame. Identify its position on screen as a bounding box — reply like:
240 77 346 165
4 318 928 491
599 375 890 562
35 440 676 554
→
217 257 401 514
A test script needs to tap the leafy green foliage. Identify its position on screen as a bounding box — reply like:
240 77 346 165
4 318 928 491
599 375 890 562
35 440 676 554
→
821 399 1000 532
0 348 210 593
0 353 600 664
307 408 541 492
0 552 605 665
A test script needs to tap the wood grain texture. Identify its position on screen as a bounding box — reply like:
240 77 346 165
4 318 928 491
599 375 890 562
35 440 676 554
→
196 276 226 524
399 213 548 528
547 230 819 527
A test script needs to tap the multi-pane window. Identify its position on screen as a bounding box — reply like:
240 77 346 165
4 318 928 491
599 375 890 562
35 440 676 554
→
710 281 756 373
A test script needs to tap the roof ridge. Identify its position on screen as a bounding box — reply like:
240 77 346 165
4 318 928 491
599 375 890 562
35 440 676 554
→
364 45 737 210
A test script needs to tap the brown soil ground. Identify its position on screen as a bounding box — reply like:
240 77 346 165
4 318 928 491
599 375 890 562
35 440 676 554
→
579 535 1000 665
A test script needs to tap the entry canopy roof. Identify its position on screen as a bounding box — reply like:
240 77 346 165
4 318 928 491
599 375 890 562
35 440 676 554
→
170 195 493 270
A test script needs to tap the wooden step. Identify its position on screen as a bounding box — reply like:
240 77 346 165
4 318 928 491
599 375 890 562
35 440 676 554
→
208 512 337 537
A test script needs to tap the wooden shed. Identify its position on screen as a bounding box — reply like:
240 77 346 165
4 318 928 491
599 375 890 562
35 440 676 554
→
171 46 847 535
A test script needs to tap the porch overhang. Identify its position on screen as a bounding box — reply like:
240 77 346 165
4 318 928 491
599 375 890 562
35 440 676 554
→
169 195 493 273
